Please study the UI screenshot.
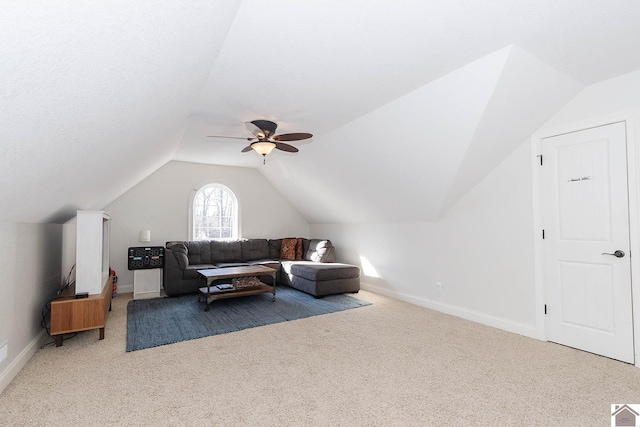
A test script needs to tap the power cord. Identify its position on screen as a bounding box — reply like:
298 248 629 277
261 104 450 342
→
41 298 52 335
40 333 78 349
57 264 75 296
40 298 80 348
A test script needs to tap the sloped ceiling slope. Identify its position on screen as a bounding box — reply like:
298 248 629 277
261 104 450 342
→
439 46 584 216
262 46 583 223
3 1 640 225
175 1 640 224
175 0 640 169
0 1 242 223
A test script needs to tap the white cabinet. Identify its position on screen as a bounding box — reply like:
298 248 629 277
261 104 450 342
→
134 269 162 299
75 211 111 295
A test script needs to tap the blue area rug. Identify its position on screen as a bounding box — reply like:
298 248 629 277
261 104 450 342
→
126 286 371 352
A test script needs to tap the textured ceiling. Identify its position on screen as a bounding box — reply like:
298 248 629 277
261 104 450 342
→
2 1 640 223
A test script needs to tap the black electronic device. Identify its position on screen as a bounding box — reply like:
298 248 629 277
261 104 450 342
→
128 246 164 270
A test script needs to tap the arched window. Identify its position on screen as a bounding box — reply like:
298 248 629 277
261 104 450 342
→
190 183 239 240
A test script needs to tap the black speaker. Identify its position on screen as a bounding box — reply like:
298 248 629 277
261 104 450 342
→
128 246 164 270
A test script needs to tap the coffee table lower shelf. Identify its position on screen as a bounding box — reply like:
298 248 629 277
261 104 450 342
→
197 265 278 311
198 283 275 311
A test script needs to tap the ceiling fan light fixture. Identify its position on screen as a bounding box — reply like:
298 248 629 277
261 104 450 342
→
252 141 276 156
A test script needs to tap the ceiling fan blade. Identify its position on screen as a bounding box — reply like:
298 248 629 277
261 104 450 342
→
274 142 299 153
244 121 265 139
241 144 254 153
273 132 313 142
208 135 255 140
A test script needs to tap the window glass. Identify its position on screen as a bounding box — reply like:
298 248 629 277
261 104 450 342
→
191 183 238 240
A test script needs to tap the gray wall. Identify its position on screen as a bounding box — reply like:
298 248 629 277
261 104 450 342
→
0 222 62 392
102 161 310 291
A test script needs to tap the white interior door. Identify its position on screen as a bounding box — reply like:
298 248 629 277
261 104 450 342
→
542 121 634 363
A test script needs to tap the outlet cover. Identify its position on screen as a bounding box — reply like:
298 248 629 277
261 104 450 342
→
0 341 7 364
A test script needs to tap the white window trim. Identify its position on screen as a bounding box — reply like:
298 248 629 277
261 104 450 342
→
188 181 241 241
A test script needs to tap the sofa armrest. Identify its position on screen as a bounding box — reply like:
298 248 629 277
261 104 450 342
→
163 246 185 291
305 239 336 263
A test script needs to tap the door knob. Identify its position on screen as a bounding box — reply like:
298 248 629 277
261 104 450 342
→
602 250 625 258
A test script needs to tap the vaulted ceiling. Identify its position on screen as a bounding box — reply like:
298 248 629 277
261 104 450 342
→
2 1 640 224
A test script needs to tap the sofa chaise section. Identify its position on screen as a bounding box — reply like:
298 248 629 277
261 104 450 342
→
281 261 361 297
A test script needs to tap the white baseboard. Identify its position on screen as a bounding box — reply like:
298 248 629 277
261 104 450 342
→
361 283 541 340
133 291 160 300
117 284 133 294
0 330 48 394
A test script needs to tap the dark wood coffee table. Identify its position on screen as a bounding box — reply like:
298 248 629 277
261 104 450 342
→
197 265 277 311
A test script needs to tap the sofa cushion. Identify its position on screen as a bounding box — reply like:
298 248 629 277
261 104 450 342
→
247 259 280 284
183 264 216 280
268 239 282 259
302 238 310 258
210 240 242 263
169 243 189 270
215 262 250 268
283 261 360 281
280 238 298 260
305 239 336 263
291 275 360 297
185 241 212 265
240 239 270 261
248 259 281 270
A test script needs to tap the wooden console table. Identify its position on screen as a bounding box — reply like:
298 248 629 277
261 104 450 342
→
49 276 113 346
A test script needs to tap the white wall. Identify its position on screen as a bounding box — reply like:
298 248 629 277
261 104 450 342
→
541 68 640 130
0 222 62 393
61 216 77 291
312 140 538 337
312 69 640 340
104 161 310 291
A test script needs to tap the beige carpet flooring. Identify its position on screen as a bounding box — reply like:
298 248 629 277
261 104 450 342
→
0 290 639 426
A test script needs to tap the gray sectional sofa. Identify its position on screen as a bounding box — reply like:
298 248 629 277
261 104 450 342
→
163 238 360 298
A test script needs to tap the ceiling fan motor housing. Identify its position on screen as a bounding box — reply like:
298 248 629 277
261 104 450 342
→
250 119 278 138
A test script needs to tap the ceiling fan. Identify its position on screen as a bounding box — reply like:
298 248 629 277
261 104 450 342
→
208 119 313 164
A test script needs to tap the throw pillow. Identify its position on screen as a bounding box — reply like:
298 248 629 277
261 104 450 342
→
171 243 189 270
280 238 297 260
295 238 304 260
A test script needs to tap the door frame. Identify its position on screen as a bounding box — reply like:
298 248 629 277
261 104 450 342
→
532 110 640 367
